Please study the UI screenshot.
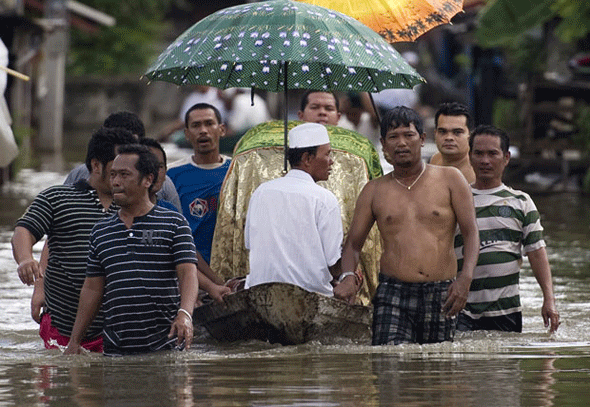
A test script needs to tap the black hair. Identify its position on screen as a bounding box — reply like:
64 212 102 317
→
299 90 340 112
139 137 167 165
380 106 423 138
85 126 136 172
287 146 319 168
184 103 222 128
116 144 160 192
469 125 510 153
346 92 363 109
434 102 472 130
103 111 145 139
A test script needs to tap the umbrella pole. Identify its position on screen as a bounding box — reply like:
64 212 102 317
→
368 92 380 124
283 62 288 174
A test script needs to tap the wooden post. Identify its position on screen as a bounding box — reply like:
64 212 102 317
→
39 0 68 152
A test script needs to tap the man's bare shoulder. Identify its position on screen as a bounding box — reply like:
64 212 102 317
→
357 173 391 202
361 176 380 192
426 165 473 208
366 172 393 189
428 164 464 181
429 152 442 165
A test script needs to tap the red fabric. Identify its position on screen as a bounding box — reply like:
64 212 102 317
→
39 313 103 353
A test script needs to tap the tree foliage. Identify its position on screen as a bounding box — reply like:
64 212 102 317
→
67 0 172 76
552 0 590 44
474 0 590 77
476 0 590 47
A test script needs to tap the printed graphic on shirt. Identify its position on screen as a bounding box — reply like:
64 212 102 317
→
140 230 163 246
498 205 512 218
189 196 217 218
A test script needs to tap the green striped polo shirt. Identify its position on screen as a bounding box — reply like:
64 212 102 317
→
455 184 545 319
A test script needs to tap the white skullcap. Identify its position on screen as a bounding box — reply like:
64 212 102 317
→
288 122 330 148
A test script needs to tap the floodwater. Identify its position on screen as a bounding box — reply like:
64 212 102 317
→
1 149 590 407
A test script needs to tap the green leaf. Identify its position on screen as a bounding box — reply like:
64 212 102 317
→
67 0 172 76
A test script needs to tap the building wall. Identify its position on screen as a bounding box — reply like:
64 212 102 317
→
63 76 186 142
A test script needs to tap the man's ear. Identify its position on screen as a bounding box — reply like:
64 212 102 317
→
219 123 227 138
90 158 102 175
142 173 154 189
300 151 313 167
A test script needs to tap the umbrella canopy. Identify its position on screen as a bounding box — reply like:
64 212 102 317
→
294 0 464 42
144 0 424 92
144 0 424 171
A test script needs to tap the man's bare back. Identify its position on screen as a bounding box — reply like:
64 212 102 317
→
362 165 467 282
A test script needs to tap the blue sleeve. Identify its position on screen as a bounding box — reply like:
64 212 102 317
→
157 199 180 213
157 176 181 211
172 215 198 266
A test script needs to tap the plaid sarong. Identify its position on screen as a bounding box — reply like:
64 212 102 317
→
372 274 456 345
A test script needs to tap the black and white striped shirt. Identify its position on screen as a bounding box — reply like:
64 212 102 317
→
87 205 197 356
15 180 116 339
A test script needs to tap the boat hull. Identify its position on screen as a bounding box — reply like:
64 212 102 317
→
194 283 372 345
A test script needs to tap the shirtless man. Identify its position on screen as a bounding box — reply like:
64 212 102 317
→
430 102 476 184
340 106 480 345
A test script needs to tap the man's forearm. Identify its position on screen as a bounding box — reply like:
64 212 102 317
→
528 248 555 300
12 227 44 284
69 278 104 344
341 242 362 280
196 269 218 295
177 263 199 313
11 226 36 264
195 251 224 285
459 229 479 281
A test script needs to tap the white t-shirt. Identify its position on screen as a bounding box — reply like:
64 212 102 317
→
372 88 419 111
228 93 271 135
244 170 343 296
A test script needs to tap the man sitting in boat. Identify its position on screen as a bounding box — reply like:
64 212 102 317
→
244 123 359 301
211 90 381 305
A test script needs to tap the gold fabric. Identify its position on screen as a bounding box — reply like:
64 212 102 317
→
210 122 383 306
234 120 383 180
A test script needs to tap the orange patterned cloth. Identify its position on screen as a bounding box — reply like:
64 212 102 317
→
295 0 464 42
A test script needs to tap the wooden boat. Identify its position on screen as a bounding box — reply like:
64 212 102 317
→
194 282 372 345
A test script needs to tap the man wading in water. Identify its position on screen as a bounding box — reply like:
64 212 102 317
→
339 106 480 345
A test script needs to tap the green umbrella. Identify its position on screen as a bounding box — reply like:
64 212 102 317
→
144 0 424 169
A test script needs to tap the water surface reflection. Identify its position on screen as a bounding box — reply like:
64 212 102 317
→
3 346 589 407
